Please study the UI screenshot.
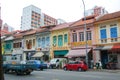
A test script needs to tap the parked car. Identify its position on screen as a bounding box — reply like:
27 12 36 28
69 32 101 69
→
27 60 47 70
63 61 88 71
49 58 67 69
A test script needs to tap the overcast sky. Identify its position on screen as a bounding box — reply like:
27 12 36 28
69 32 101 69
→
1 0 120 30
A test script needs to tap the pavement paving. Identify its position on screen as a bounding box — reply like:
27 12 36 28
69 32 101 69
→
88 69 120 73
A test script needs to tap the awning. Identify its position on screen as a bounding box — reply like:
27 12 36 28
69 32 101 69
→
65 49 91 57
102 45 113 50
94 46 103 50
112 44 120 49
32 52 44 57
54 50 68 56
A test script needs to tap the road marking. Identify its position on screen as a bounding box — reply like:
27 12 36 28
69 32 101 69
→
52 79 59 80
35 76 44 79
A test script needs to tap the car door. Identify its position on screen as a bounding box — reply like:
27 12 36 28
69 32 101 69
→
72 61 79 70
67 62 73 70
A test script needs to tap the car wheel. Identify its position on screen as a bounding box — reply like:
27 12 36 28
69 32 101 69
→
63 67 67 71
78 67 82 71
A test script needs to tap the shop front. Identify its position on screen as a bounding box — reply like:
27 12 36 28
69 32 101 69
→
65 48 92 68
94 44 120 69
24 50 36 60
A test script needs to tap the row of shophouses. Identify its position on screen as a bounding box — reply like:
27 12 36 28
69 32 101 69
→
1 11 120 69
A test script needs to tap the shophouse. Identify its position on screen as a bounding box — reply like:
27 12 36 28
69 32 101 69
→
35 25 55 61
12 31 24 61
94 11 120 69
66 15 95 67
23 29 36 60
50 22 73 58
3 31 20 61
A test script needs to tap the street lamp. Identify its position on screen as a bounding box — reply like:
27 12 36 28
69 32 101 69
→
82 0 88 65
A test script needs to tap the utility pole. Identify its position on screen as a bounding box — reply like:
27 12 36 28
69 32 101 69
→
82 0 88 65
0 5 5 80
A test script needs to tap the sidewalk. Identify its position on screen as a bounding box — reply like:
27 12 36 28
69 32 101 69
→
88 69 120 73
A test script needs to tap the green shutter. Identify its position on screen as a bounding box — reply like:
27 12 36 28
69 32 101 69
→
53 36 57 44
58 35 63 47
64 34 68 43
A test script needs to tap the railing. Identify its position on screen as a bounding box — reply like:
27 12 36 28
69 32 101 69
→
70 40 92 47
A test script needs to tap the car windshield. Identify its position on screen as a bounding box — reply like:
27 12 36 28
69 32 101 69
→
50 59 57 63
27 60 41 64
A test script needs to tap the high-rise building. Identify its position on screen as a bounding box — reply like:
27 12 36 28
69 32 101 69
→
57 18 66 24
2 23 14 32
21 5 41 30
21 5 57 31
43 13 57 26
85 6 108 16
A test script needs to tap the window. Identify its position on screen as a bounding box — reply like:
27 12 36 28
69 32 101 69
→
46 37 50 46
100 29 107 39
20 42 22 47
110 24 117 38
64 34 68 43
6 43 11 50
58 35 63 47
42 37 45 48
33 39 35 47
28 40 32 49
87 31 92 40
79 32 84 41
38 38 41 47
108 54 118 63
26 40 29 48
72 33 77 42
53 36 57 44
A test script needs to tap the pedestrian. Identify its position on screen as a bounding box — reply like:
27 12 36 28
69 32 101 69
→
98 60 102 69
56 59 59 69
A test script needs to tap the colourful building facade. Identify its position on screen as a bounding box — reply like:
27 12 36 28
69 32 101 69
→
50 23 73 58
23 29 36 60
94 11 120 69
66 15 95 68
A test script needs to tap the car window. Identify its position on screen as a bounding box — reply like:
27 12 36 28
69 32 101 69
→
27 60 41 64
69 61 75 64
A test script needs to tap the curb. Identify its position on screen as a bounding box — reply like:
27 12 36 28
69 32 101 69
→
88 69 120 73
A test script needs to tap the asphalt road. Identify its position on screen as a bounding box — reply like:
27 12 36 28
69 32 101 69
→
4 69 120 80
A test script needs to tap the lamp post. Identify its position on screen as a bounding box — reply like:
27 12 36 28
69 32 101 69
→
82 0 88 65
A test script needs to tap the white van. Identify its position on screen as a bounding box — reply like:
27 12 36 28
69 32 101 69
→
49 58 67 69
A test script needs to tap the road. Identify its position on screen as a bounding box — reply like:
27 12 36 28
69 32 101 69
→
4 69 120 80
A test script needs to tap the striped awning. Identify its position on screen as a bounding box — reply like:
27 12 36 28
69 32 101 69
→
65 49 91 57
94 46 104 50
112 44 120 49
32 52 44 57
102 45 113 50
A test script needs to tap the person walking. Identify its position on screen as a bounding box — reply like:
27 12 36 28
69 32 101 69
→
98 60 102 69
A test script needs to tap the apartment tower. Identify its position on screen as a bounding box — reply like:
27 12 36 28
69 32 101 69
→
21 5 57 31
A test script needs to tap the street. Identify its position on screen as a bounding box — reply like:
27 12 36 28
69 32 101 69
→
4 69 120 80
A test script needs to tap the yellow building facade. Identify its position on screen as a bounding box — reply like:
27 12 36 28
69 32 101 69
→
94 11 120 69
50 23 72 58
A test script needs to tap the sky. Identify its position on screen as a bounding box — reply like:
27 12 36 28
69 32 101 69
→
1 0 120 30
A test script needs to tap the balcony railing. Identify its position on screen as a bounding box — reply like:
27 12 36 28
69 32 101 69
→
70 40 92 47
